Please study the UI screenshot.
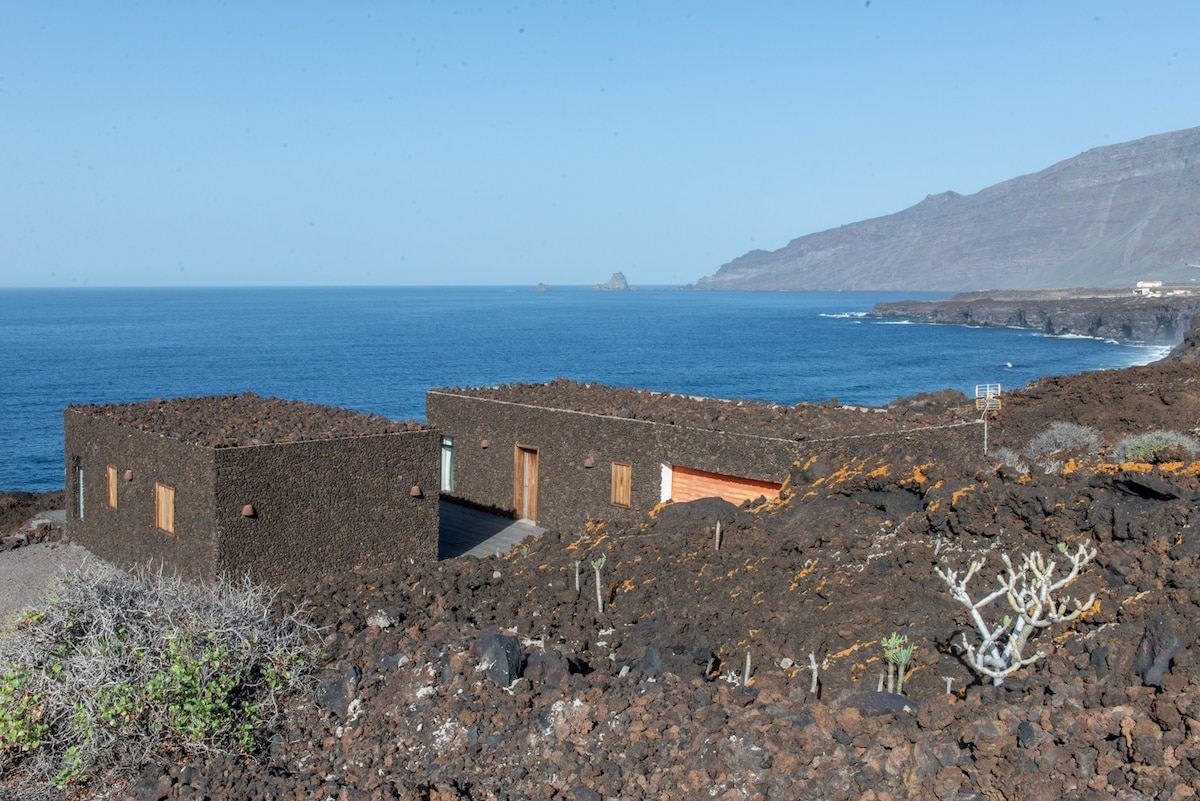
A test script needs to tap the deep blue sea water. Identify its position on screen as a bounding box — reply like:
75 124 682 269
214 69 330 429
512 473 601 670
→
0 287 1170 493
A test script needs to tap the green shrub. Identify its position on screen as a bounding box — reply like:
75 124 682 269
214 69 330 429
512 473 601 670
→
0 562 317 789
1025 422 1101 457
1113 430 1200 463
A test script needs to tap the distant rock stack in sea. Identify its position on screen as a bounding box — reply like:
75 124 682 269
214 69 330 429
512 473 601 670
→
592 272 630 291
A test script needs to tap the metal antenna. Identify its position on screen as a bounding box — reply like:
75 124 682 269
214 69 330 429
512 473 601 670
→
975 383 1002 454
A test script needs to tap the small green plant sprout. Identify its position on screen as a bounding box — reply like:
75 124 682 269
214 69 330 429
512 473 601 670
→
880 632 915 695
935 540 1097 686
591 554 607 614
573 559 582 594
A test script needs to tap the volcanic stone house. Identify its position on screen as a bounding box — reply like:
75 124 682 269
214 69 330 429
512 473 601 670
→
64 393 439 585
426 381 805 532
427 380 983 532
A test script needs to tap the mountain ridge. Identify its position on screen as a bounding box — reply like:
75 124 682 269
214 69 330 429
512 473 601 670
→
695 127 1200 291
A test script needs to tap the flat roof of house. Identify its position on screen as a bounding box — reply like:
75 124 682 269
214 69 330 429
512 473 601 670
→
68 392 426 448
430 379 970 441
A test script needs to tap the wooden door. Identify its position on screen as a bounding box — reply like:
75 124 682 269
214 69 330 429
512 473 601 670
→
514 445 539 521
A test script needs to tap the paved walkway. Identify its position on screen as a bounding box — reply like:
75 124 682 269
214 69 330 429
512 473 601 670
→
438 501 545 560
29 506 539 563
32 510 66 527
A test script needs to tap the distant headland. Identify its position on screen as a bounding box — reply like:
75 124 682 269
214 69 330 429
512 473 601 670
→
869 285 1200 345
692 126 1200 292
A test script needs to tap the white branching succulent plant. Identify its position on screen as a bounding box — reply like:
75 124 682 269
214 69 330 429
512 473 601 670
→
936 540 1097 685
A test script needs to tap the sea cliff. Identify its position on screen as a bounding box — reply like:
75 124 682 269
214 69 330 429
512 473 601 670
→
869 288 1200 344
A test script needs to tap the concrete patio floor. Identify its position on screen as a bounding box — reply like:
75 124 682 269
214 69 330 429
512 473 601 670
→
438 501 545 560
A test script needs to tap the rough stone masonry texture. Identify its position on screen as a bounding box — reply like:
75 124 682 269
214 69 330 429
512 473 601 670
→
64 393 438 586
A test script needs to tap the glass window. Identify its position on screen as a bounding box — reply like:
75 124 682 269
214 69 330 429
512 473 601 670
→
440 436 455 492
75 459 84 520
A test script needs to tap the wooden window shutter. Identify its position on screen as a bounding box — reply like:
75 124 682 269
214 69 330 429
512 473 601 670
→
611 462 632 508
155 483 175 534
106 465 118 509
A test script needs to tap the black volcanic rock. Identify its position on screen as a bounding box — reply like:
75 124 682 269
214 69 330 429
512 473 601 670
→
1164 312 1200 363
696 127 1200 291
868 289 1200 344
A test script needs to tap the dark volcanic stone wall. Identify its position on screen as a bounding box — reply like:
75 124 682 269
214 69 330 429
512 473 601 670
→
65 397 439 586
64 408 218 582
213 431 439 586
428 387 982 532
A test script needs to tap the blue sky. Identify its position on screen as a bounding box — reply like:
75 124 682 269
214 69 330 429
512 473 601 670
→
2 2 1196 288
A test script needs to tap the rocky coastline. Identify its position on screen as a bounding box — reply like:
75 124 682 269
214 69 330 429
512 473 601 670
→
869 289 1200 344
5 324 1200 799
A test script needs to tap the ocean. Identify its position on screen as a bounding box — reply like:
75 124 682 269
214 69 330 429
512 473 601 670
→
0 286 1169 493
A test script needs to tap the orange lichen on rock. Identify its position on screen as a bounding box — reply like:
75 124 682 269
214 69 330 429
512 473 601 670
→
905 464 932 486
827 641 870 663
950 485 976 507
788 560 818 591
795 455 820 470
1079 598 1101 620
647 501 672 518
813 458 868 488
